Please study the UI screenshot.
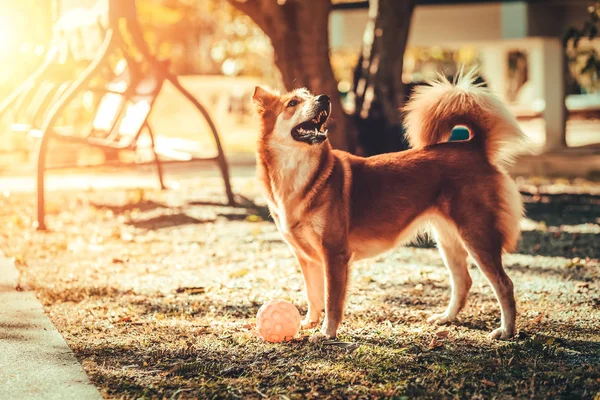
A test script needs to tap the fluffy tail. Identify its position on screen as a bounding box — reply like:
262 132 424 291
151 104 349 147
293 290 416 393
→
403 69 526 168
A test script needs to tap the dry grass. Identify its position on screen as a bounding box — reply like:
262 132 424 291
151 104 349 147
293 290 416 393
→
1 174 599 399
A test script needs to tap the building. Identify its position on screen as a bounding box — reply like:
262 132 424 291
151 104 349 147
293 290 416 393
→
330 0 599 153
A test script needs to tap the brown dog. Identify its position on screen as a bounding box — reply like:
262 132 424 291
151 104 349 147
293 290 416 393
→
251 71 524 340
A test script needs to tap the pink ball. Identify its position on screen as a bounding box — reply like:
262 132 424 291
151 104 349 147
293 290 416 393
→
256 299 301 343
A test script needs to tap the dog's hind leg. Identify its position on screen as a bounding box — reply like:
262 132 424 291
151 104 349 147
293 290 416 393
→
428 222 472 325
469 245 516 340
458 219 516 340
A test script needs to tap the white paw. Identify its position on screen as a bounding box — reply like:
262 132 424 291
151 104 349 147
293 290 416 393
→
488 327 514 340
309 332 329 343
318 321 338 339
300 317 319 330
427 312 455 325
309 324 338 343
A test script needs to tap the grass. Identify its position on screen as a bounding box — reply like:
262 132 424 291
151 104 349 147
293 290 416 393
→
1 173 599 399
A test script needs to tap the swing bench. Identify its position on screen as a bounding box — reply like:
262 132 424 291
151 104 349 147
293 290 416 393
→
0 0 234 230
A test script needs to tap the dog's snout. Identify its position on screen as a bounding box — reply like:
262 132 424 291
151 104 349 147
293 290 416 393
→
316 94 330 104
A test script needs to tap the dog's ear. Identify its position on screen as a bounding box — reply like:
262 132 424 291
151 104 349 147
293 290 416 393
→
252 86 278 114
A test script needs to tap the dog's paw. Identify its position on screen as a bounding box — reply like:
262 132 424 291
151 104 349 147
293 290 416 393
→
488 327 514 340
300 318 320 330
319 321 339 339
427 312 455 325
309 332 330 344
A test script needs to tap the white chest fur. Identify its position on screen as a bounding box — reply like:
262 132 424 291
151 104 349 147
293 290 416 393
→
270 143 315 200
264 143 316 226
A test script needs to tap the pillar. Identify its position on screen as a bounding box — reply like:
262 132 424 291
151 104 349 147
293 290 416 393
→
528 38 567 152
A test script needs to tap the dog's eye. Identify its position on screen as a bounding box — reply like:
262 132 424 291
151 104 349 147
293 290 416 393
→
287 99 299 107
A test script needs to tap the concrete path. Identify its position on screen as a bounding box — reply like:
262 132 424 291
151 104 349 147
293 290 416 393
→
0 254 102 400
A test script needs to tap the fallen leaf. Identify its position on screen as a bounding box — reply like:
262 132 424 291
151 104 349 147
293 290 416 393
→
532 312 544 325
12 254 26 266
360 275 375 284
481 379 496 387
15 282 29 292
176 286 206 295
435 330 449 338
245 215 263 222
429 337 443 350
229 268 249 279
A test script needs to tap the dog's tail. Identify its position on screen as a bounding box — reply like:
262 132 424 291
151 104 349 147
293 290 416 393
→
403 68 526 169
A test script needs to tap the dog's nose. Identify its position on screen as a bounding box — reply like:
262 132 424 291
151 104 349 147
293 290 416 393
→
316 94 330 103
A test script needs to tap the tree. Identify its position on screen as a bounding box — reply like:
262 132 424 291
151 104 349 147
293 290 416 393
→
352 0 415 155
227 0 415 154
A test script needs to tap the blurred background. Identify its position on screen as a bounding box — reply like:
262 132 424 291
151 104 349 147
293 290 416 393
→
0 0 598 168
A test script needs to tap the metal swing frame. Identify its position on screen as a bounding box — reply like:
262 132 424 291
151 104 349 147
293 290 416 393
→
1 0 235 230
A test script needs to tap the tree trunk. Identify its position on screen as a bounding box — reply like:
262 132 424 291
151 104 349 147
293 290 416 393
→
228 0 356 151
353 0 415 155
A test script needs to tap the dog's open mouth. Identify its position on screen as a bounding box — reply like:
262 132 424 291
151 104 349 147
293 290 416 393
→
291 109 329 144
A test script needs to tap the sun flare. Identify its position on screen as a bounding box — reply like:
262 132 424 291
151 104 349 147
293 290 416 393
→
0 14 17 54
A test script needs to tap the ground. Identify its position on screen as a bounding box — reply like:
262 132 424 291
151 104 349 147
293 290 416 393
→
1 169 599 399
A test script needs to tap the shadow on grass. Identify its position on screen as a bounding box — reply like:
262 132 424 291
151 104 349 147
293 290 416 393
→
212 194 273 223
90 199 168 214
517 230 600 259
380 292 444 309
133 296 261 319
119 195 273 230
518 195 600 257
507 261 595 281
523 193 600 227
127 213 216 230
75 322 600 400
36 285 136 304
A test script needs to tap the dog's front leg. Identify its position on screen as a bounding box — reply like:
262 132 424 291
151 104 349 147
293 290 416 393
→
319 247 350 339
297 256 325 329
